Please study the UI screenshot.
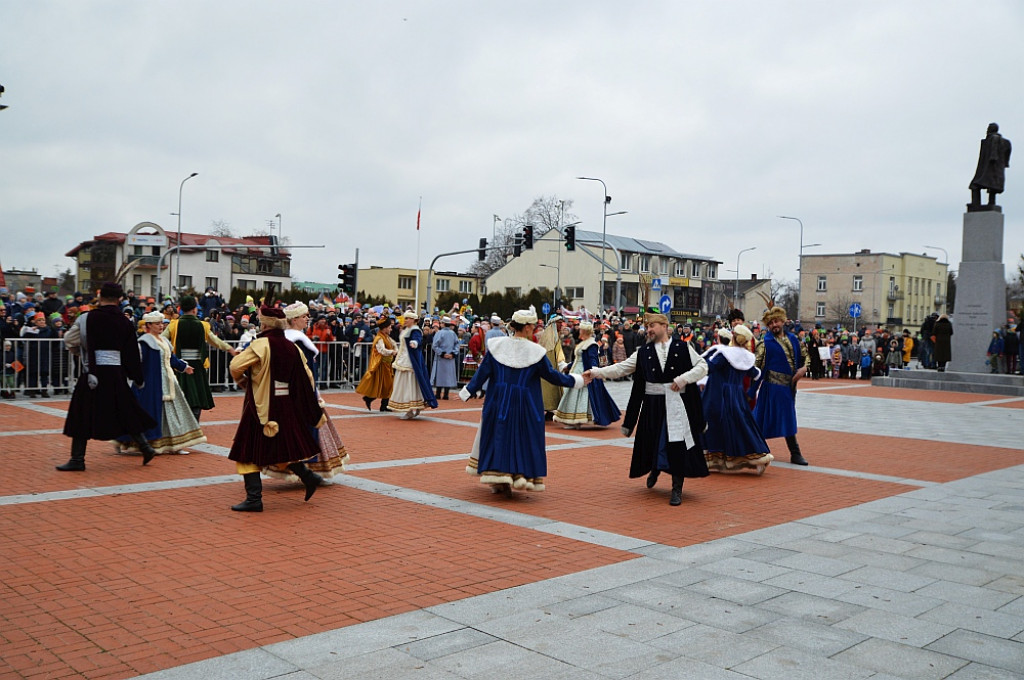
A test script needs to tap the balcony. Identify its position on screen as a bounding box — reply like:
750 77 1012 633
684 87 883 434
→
126 254 162 267
886 291 904 301
934 295 946 305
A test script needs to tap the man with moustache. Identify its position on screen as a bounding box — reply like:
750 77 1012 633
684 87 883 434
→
750 307 810 465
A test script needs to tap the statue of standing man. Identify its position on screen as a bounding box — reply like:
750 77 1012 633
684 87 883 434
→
969 122 1012 211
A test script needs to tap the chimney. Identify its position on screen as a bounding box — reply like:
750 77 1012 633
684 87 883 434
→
750 274 758 281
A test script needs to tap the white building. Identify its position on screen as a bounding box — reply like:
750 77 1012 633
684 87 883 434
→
66 222 292 299
485 228 721 319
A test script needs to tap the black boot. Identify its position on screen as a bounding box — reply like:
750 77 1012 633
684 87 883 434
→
287 462 323 501
56 437 87 471
192 408 202 423
132 434 157 466
363 396 373 410
435 387 442 400
646 469 660 489
380 398 392 412
231 472 263 512
786 436 809 466
670 475 684 506
443 388 450 400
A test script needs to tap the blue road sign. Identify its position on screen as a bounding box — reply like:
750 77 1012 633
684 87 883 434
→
542 302 551 316
849 302 862 318
651 278 661 291
659 295 672 314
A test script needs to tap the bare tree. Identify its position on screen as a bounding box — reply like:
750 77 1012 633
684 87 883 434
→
470 195 579 278
826 294 856 328
209 219 235 238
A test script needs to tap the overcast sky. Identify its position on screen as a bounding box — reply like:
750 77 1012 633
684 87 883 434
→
2 1 1022 293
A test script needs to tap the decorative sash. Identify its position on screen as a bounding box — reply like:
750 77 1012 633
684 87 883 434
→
645 382 693 446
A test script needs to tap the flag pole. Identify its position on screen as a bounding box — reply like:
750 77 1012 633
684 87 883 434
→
414 197 422 313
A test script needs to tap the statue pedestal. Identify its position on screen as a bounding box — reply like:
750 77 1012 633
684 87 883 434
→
948 210 1006 374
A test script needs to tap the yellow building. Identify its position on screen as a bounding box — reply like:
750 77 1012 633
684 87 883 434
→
799 249 948 329
357 266 482 312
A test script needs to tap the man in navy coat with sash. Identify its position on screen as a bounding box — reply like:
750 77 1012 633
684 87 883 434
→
586 313 708 506
750 307 810 466
57 282 158 471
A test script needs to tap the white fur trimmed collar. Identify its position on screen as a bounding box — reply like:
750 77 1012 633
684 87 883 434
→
486 336 547 368
285 328 319 357
714 344 756 371
138 333 166 352
575 337 596 354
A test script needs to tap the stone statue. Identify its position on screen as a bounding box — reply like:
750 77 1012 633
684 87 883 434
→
969 122 1011 211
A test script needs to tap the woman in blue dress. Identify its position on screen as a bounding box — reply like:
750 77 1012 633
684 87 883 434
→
553 321 621 429
461 308 585 496
702 324 773 475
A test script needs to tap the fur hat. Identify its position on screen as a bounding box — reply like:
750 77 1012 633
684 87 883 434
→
644 313 669 325
259 305 285 319
511 308 538 325
142 311 164 324
762 307 787 324
402 310 419 320
284 302 309 319
99 282 123 299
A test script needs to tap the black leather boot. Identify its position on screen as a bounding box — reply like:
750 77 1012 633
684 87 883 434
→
435 387 442 399
56 437 87 471
231 472 263 512
379 398 392 412
362 396 373 410
786 436 809 466
646 469 660 489
132 434 157 466
670 475 684 506
443 388 450 400
287 462 323 501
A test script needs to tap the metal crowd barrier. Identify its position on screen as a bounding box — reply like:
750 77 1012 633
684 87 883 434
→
1 337 473 399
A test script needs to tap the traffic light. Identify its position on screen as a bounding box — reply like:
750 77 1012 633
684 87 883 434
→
522 225 534 249
337 263 357 295
564 225 576 251
478 237 488 261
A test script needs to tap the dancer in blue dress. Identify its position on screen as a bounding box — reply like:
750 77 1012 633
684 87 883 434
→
391 310 439 419
461 308 585 495
553 321 621 428
702 324 773 474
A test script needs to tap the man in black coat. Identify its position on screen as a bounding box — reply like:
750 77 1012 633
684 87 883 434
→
57 282 158 471
585 313 708 506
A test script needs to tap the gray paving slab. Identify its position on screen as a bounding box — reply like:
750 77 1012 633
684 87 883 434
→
834 608 956 647
307 647 462 679
918 602 1024 639
396 628 497 662
746 616 868 656
731 644 877 680
835 583 945 617
684 575 790 605
926 629 1024 674
837 565 938 593
762 569 863 599
426 640 582 679
645 622 780 668
757 590 867 624
573 602 695 641
946 662 1024 679
914 580 1019 611
831 638 969 679
771 552 860 577
133 648 299 680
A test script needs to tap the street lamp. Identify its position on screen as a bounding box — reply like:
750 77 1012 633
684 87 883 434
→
492 214 501 242
734 246 757 302
276 213 282 244
577 177 612 312
174 172 199 294
923 245 947 263
778 215 808 320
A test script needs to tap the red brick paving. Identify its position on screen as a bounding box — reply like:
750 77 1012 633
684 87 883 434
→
2 382 1023 680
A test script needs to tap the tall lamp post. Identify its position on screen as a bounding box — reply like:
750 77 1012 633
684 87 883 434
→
577 176 612 312
174 172 199 293
734 246 757 303
777 215 805 320
923 244 947 263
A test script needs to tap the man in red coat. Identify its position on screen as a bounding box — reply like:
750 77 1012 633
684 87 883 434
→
57 282 158 471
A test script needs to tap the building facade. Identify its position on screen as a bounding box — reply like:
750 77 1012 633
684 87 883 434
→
484 228 722 320
799 249 948 329
357 266 483 311
66 222 292 300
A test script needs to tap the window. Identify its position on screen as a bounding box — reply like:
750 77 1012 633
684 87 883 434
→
206 250 219 262
398 276 414 289
816 275 827 291
927 281 932 295
852 275 863 292
177 275 192 290
436 278 450 292
888 304 894 318
889 277 896 295
936 282 942 296
132 245 144 256
638 255 651 273
149 275 158 297
706 265 717 279
816 302 826 317
505 287 521 297
257 259 273 274
674 262 686 277
691 262 702 278
659 258 670 275
237 278 256 290
205 277 218 291
620 253 632 271
564 286 584 299
151 246 161 256
458 280 473 293
133 274 142 294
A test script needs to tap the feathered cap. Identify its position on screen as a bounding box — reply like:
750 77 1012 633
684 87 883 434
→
762 307 787 324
